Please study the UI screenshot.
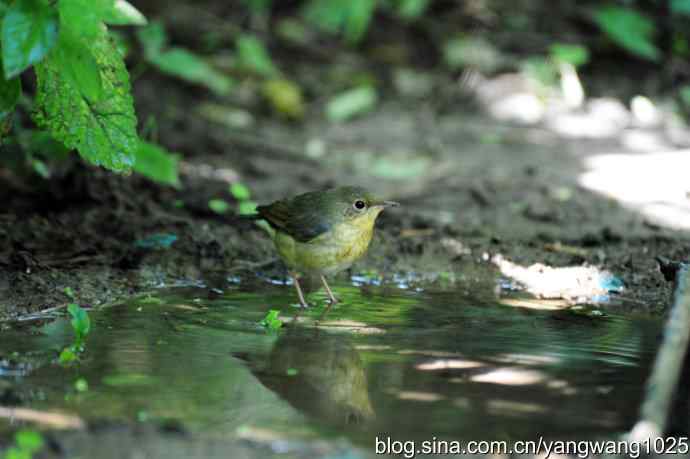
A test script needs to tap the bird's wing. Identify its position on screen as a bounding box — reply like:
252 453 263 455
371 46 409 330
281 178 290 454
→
257 194 333 243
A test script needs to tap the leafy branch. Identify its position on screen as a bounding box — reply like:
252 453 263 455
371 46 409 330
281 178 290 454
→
0 0 178 185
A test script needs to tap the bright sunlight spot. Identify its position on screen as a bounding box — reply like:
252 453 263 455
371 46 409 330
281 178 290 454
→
579 150 690 230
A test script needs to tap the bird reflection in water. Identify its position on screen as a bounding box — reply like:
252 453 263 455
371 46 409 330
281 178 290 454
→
245 328 375 426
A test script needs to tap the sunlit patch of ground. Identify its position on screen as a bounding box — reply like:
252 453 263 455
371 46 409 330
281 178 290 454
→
415 359 484 370
579 150 690 231
469 368 545 386
493 254 622 303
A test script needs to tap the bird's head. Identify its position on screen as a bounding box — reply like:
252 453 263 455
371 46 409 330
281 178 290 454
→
324 186 399 229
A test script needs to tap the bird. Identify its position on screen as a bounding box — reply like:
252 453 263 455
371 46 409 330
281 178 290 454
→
255 186 398 307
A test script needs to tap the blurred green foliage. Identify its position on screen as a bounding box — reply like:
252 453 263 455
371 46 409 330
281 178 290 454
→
74 377 89 392
396 0 430 20
137 21 233 96
262 78 305 119
236 34 277 77
549 43 590 67
303 0 376 43
327 85 378 122
133 141 180 187
443 36 502 73
4 430 44 459
592 6 660 61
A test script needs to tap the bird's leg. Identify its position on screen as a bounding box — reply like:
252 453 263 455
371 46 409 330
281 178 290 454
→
320 275 339 305
291 273 309 308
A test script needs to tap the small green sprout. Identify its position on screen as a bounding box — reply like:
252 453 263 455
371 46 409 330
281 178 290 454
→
74 378 89 392
208 198 230 214
238 201 258 215
286 368 299 376
68 303 91 348
4 430 44 459
259 310 283 331
58 348 78 365
229 182 258 216
62 286 75 299
230 182 251 200
59 304 91 366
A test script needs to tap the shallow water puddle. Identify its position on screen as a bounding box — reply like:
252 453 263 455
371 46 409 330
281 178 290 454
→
0 283 662 447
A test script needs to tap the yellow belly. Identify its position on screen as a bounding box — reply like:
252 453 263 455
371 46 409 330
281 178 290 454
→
273 211 379 276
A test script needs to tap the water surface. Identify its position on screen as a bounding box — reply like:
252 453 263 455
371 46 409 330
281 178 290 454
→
0 282 662 451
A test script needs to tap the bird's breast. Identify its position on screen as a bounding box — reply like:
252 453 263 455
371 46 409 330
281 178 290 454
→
273 211 380 275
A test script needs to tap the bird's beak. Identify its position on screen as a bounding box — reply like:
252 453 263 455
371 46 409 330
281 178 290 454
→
373 200 399 208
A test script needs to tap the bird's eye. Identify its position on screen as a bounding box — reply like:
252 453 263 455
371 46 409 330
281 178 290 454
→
353 200 366 211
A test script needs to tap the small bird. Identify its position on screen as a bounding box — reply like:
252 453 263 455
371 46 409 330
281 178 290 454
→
255 186 398 307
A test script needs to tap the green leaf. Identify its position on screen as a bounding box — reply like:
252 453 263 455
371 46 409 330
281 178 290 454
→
260 309 282 330
33 28 138 172
136 21 166 59
326 85 377 122
238 200 257 215
303 0 348 33
4 447 28 459
549 43 589 67
0 56 21 122
67 303 91 342
18 128 71 159
1 0 59 78
58 347 78 364
236 34 277 77
671 0 690 15
261 78 304 119
150 48 233 96
242 0 272 15
31 158 50 178
103 0 147 26
397 0 429 19
208 199 230 214
592 6 660 61
74 377 89 392
15 430 44 453
133 141 180 187
53 26 103 101
58 0 112 40
343 0 376 43
230 182 251 200
303 0 375 43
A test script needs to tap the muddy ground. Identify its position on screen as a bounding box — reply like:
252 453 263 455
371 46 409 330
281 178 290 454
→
2 2 690 322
